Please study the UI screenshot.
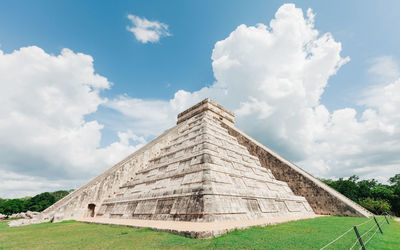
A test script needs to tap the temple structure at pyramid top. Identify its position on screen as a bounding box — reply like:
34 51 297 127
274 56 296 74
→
16 98 372 237
177 98 235 125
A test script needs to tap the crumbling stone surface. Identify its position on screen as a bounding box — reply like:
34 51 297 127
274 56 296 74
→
222 123 372 217
8 212 54 227
5 211 40 220
25 211 41 218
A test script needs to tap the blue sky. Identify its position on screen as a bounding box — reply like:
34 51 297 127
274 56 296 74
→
2 1 399 106
1 1 400 197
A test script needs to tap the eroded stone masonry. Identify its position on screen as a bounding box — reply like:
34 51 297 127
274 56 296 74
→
9 98 372 234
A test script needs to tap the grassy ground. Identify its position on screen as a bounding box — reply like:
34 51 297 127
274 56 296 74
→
0 216 398 249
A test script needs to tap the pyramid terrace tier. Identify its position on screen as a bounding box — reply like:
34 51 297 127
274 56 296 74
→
96 194 313 222
134 116 265 176
121 151 278 189
163 114 249 156
141 131 260 174
123 143 273 187
114 162 298 199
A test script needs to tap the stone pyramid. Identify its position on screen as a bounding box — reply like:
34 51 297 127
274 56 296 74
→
35 99 371 232
95 100 313 221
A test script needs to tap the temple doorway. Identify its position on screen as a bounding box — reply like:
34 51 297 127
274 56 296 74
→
88 203 96 217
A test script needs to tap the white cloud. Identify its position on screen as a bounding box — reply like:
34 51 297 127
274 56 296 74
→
110 3 350 160
368 56 400 83
127 14 171 43
105 90 207 137
109 4 400 181
0 46 145 198
0 169 75 198
2 3 399 198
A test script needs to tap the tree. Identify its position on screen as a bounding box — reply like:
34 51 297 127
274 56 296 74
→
0 198 5 207
371 185 394 201
329 177 359 202
357 179 377 199
0 199 27 215
27 192 55 212
389 174 400 216
51 190 69 201
359 197 391 214
323 173 400 216
0 190 72 215
389 174 400 186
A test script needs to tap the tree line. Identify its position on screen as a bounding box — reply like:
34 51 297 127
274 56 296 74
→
0 190 72 215
322 174 400 216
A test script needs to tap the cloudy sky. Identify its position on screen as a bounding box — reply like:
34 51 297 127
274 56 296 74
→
1 1 399 198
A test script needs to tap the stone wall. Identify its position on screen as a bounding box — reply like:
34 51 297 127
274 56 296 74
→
222 123 372 217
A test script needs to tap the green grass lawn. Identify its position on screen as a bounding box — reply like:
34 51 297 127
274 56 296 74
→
0 216 399 249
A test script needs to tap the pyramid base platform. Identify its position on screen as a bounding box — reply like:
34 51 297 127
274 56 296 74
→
78 214 323 238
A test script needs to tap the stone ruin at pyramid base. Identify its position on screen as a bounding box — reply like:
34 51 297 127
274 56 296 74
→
9 99 373 238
